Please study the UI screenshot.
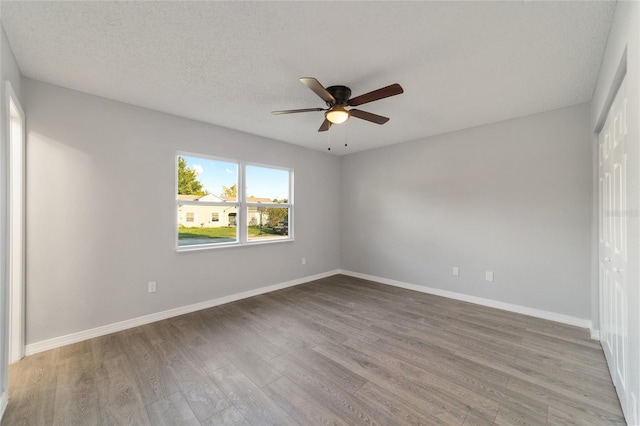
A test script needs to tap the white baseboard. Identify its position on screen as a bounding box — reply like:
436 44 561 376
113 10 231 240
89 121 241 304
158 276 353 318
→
339 269 592 329
24 268 596 356
24 270 340 356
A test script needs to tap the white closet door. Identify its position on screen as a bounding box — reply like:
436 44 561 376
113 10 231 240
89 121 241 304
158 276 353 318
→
599 76 629 413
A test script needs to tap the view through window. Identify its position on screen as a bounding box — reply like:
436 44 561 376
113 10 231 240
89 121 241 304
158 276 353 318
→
177 154 292 248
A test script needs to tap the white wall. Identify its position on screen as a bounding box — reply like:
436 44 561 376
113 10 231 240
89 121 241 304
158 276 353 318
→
340 104 593 320
590 1 640 422
0 21 23 420
23 78 341 345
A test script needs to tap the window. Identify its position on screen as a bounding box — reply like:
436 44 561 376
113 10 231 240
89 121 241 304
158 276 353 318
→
176 153 293 249
245 165 291 242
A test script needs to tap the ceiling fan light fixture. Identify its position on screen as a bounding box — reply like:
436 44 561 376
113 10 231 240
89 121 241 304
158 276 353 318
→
325 107 350 124
273 78 403 132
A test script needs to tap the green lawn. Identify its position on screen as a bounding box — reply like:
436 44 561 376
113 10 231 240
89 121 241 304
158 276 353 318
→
178 226 279 240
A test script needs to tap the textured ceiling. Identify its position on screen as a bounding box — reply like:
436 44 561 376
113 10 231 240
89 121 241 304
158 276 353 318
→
0 1 615 154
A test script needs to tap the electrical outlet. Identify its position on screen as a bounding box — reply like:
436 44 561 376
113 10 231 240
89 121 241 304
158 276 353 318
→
301 257 306 265
148 281 157 293
452 266 459 276
485 271 494 282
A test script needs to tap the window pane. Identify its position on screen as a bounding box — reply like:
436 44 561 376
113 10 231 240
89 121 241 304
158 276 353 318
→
247 207 289 241
178 155 238 201
178 205 238 246
245 165 289 203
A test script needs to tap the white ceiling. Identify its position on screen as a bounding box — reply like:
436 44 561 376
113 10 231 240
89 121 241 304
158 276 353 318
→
0 1 615 154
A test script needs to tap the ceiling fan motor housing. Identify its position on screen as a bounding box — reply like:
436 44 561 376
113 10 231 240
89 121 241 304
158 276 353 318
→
326 85 351 106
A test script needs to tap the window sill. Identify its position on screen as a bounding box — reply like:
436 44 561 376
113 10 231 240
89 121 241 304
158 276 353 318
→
176 237 294 253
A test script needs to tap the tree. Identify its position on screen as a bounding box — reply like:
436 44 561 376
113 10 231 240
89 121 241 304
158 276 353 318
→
221 184 237 198
266 199 288 227
266 207 287 227
178 156 206 195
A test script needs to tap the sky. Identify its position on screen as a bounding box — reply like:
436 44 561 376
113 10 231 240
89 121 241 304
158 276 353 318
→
180 155 290 200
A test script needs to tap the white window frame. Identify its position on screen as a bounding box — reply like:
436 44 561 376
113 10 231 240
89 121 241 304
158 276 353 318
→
245 161 293 243
175 151 293 251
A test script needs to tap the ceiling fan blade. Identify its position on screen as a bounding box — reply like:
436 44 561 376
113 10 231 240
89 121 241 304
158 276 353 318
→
349 109 390 125
300 77 336 103
271 108 325 115
318 118 332 132
348 83 404 107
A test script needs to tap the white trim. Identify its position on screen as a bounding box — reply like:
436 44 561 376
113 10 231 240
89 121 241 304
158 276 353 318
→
177 237 294 253
24 270 340 356
6 81 25 364
0 391 7 423
23 269 596 356
339 270 592 329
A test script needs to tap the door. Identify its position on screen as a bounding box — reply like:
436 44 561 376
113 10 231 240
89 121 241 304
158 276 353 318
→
598 76 629 411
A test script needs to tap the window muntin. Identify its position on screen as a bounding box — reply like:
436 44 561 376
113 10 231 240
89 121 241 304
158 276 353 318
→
176 153 292 249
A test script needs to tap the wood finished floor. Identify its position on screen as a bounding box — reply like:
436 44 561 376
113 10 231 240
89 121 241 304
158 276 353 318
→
2 275 625 425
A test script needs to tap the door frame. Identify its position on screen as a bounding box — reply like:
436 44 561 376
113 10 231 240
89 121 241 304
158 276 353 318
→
6 81 25 363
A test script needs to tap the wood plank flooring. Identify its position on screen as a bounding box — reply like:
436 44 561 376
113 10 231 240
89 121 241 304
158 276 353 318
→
2 274 626 425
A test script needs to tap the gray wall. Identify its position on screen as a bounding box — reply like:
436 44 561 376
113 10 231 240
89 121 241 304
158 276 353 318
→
590 0 639 420
340 104 593 320
0 22 23 418
23 78 341 344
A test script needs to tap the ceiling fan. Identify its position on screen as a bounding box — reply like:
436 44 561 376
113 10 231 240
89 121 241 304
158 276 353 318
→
272 77 404 132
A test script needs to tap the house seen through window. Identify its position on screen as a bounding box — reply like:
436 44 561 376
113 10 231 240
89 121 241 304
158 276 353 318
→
176 153 292 248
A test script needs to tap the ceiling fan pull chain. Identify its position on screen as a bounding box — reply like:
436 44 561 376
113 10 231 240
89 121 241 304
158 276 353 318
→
328 127 332 151
345 120 348 147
